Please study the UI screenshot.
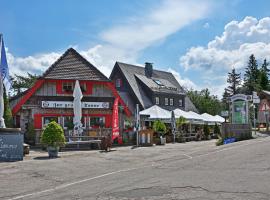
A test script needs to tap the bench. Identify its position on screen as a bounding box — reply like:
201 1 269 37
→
66 136 102 150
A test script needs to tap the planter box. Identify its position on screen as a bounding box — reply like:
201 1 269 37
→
47 146 60 158
160 137 166 145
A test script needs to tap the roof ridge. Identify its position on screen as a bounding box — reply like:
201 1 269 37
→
116 61 173 75
42 48 109 81
42 48 73 78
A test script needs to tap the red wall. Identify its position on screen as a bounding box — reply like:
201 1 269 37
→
34 113 112 129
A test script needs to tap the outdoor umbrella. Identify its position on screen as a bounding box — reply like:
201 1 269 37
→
188 111 205 124
201 113 217 123
214 115 225 123
174 108 193 120
140 105 171 119
171 110 176 143
73 80 83 137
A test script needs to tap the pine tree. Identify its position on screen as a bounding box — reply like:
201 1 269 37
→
259 59 269 90
243 54 260 94
10 72 38 95
3 84 13 128
226 68 241 96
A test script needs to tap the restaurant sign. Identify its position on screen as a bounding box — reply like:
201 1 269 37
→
42 101 110 109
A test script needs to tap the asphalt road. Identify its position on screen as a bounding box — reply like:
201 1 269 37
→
1 136 270 200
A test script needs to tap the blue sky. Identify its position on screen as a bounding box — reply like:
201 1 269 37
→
2 0 270 97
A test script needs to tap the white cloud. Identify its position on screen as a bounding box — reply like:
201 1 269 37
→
6 0 212 78
101 0 211 52
180 16 270 98
167 68 199 90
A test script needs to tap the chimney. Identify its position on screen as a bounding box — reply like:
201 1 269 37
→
145 62 153 78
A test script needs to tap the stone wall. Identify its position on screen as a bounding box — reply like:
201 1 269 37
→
221 123 252 140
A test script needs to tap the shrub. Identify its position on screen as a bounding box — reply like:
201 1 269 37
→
176 116 187 131
26 120 36 145
41 121 66 147
216 135 223 146
153 120 167 137
214 123 220 135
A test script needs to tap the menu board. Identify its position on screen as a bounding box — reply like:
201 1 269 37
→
0 132 23 161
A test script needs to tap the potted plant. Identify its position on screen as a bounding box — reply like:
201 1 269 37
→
176 116 187 143
41 121 66 158
153 120 167 145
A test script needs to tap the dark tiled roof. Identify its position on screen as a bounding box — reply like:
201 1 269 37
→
112 62 196 111
43 48 109 81
184 96 198 113
135 74 180 94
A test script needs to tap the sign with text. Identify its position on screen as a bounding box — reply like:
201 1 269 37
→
221 111 229 117
41 101 110 109
0 132 23 161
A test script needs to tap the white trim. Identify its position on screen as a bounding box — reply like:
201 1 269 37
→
116 79 121 88
155 97 159 105
170 98 174 106
42 116 60 128
179 99 183 107
165 98 168 106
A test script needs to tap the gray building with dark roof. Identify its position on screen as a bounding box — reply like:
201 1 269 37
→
110 62 198 114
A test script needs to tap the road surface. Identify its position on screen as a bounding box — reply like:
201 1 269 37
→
1 137 270 200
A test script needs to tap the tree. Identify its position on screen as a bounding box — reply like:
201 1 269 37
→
153 120 167 137
10 73 38 95
221 89 230 111
187 89 222 115
243 54 260 94
176 116 187 132
226 68 241 96
258 59 269 90
3 84 13 128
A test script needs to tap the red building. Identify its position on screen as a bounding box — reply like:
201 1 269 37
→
10 48 131 143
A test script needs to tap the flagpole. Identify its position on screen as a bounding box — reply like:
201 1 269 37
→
0 34 5 128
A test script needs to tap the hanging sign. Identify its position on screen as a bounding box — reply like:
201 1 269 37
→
41 101 109 109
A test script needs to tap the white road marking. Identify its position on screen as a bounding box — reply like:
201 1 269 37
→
182 154 193 159
7 137 270 200
7 167 143 200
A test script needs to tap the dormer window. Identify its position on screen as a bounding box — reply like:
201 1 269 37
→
153 79 164 86
116 79 121 88
62 82 74 92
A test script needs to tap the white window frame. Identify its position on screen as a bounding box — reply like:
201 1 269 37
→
62 116 87 129
155 97 160 105
42 116 60 128
116 79 121 88
179 99 183 107
165 98 169 106
170 98 174 106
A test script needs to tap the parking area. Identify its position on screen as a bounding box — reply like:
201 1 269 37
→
1 137 270 200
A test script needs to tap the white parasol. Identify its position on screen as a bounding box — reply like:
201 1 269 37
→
73 80 83 136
